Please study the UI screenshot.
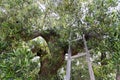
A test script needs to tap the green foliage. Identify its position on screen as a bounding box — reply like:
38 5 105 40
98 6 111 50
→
0 0 42 41
0 47 40 80
0 0 43 79
71 58 89 80
0 0 120 79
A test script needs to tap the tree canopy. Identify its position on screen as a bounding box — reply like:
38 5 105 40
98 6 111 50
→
0 0 120 80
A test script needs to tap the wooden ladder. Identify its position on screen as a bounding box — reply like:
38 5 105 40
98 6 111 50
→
65 34 95 80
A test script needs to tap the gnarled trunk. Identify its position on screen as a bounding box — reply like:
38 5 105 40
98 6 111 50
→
38 48 65 79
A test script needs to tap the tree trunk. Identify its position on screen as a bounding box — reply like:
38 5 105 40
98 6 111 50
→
38 48 65 80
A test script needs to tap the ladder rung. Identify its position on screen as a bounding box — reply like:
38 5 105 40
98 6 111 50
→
71 53 86 59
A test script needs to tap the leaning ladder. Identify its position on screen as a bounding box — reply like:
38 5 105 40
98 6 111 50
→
65 34 95 80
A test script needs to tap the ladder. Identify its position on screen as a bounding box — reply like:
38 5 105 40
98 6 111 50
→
65 34 95 80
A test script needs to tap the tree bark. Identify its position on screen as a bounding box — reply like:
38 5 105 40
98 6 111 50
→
38 48 65 80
